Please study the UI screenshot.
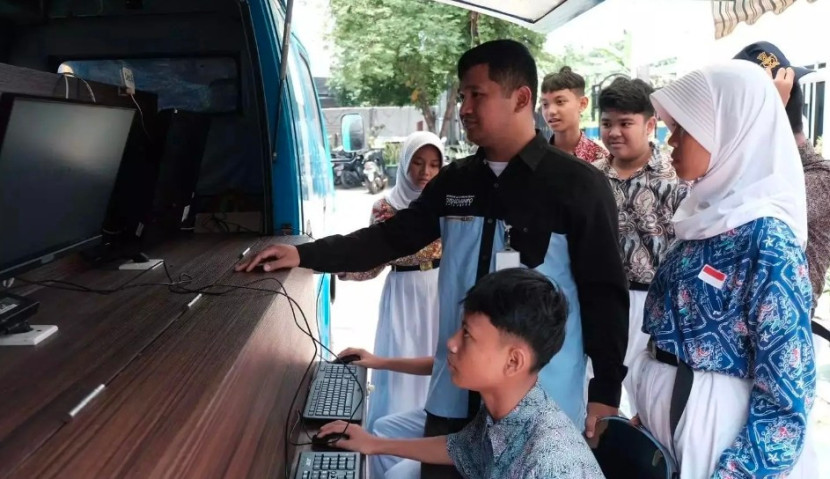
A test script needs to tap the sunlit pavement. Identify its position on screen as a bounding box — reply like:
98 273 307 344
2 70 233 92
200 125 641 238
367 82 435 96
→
327 187 388 356
326 188 830 474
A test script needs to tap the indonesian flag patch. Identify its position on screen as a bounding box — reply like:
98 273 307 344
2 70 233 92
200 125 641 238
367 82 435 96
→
698 264 726 290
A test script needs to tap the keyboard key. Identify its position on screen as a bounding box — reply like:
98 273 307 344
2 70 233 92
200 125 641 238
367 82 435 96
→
295 452 360 479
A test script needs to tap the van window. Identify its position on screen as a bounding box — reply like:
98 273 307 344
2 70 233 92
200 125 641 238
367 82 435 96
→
59 57 239 113
285 49 333 239
298 56 332 198
287 52 313 201
297 56 326 153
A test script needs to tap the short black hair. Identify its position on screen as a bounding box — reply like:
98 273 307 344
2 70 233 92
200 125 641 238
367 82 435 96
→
462 268 568 372
541 66 586 96
786 83 805 134
457 39 539 106
599 77 655 117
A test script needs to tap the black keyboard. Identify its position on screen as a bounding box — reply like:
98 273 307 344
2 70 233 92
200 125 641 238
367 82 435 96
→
294 451 360 479
302 362 366 421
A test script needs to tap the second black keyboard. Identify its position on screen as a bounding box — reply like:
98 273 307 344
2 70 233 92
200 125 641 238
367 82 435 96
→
302 362 366 422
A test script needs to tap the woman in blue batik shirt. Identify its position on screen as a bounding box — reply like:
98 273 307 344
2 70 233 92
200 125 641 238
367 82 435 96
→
630 61 818 478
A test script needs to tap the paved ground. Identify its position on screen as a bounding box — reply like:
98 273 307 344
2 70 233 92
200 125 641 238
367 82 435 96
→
326 187 830 475
327 187 388 355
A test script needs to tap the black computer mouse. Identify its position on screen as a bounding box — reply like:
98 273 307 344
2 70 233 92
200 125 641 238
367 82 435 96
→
334 354 361 365
311 432 349 447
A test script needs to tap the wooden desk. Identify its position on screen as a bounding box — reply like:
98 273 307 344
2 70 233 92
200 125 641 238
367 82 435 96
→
0 234 333 478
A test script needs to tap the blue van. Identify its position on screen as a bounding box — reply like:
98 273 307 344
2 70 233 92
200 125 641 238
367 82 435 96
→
13 0 345 347
0 2 370 475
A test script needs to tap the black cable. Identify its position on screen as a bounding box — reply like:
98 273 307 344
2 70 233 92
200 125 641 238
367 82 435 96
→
172 268 358 479
12 236 348 479
13 268 195 296
187 275 362 469
208 213 260 234
168 267 345 479
49 72 96 103
226 232 345 479
184 274 356 479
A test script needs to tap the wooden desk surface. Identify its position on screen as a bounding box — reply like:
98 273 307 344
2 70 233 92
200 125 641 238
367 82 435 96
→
0 234 327 479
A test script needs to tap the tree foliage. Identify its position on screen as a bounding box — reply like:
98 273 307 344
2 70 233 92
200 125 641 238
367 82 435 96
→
328 0 548 133
542 34 632 124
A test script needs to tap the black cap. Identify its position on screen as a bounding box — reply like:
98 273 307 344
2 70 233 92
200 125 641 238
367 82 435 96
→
733 41 812 80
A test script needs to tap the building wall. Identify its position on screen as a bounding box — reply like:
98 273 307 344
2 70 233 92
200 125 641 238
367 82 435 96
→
323 106 427 149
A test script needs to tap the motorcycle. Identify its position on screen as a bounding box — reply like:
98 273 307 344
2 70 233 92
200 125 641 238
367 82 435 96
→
362 149 388 194
363 159 386 194
331 148 388 193
331 150 365 188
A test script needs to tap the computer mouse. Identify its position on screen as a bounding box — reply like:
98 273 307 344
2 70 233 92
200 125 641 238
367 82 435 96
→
311 432 349 447
334 354 361 365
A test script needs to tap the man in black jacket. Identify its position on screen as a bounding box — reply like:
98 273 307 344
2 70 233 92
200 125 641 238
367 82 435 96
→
239 40 629 479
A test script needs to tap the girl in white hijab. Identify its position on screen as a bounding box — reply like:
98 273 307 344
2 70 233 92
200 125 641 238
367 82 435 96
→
630 61 817 478
337 131 444 475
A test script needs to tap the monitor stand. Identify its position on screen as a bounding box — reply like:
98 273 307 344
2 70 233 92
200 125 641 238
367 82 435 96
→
0 293 56 346
79 240 159 271
0 325 58 346
118 257 164 271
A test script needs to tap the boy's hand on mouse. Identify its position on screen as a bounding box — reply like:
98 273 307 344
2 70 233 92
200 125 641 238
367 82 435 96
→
318 421 378 455
234 244 299 273
584 402 618 439
338 348 383 369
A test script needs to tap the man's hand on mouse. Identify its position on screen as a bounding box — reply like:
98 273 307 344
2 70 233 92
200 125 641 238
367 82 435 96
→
337 348 382 369
234 244 300 273
317 422 378 455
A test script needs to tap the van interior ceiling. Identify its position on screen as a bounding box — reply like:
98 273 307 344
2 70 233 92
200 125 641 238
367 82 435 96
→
0 0 271 245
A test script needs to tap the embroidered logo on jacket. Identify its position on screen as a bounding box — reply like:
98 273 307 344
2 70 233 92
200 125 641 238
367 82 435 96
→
757 52 780 70
446 195 475 207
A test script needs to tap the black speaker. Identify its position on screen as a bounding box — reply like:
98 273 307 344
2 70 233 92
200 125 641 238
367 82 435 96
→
102 107 157 243
139 109 211 247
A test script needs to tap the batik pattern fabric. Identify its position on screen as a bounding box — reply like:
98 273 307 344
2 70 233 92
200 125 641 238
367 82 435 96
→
644 217 816 478
594 143 690 285
550 132 608 163
338 198 442 281
446 383 604 479
798 141 830 307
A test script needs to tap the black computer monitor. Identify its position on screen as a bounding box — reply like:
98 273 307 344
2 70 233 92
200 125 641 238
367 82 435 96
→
0 94 136 281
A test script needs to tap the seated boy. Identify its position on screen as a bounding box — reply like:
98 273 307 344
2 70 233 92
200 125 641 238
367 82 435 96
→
316 268 604 479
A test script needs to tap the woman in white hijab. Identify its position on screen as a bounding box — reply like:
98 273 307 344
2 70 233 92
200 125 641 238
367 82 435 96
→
630 60 817 478
338 131 444 432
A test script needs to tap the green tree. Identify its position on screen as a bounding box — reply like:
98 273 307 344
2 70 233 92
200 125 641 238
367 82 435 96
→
541 34 631 124
328 0 548 135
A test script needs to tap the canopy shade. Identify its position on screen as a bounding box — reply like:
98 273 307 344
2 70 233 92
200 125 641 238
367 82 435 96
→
713 0 819 39
431 0 604 33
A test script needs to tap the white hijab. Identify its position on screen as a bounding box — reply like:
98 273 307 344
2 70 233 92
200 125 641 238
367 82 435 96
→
651 60 808 246
386 131 445 211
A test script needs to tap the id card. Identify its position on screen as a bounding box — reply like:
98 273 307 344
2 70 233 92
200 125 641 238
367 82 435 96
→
495 250 521 271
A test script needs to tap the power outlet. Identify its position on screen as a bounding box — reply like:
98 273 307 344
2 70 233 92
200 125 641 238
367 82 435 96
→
121 67 136 95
